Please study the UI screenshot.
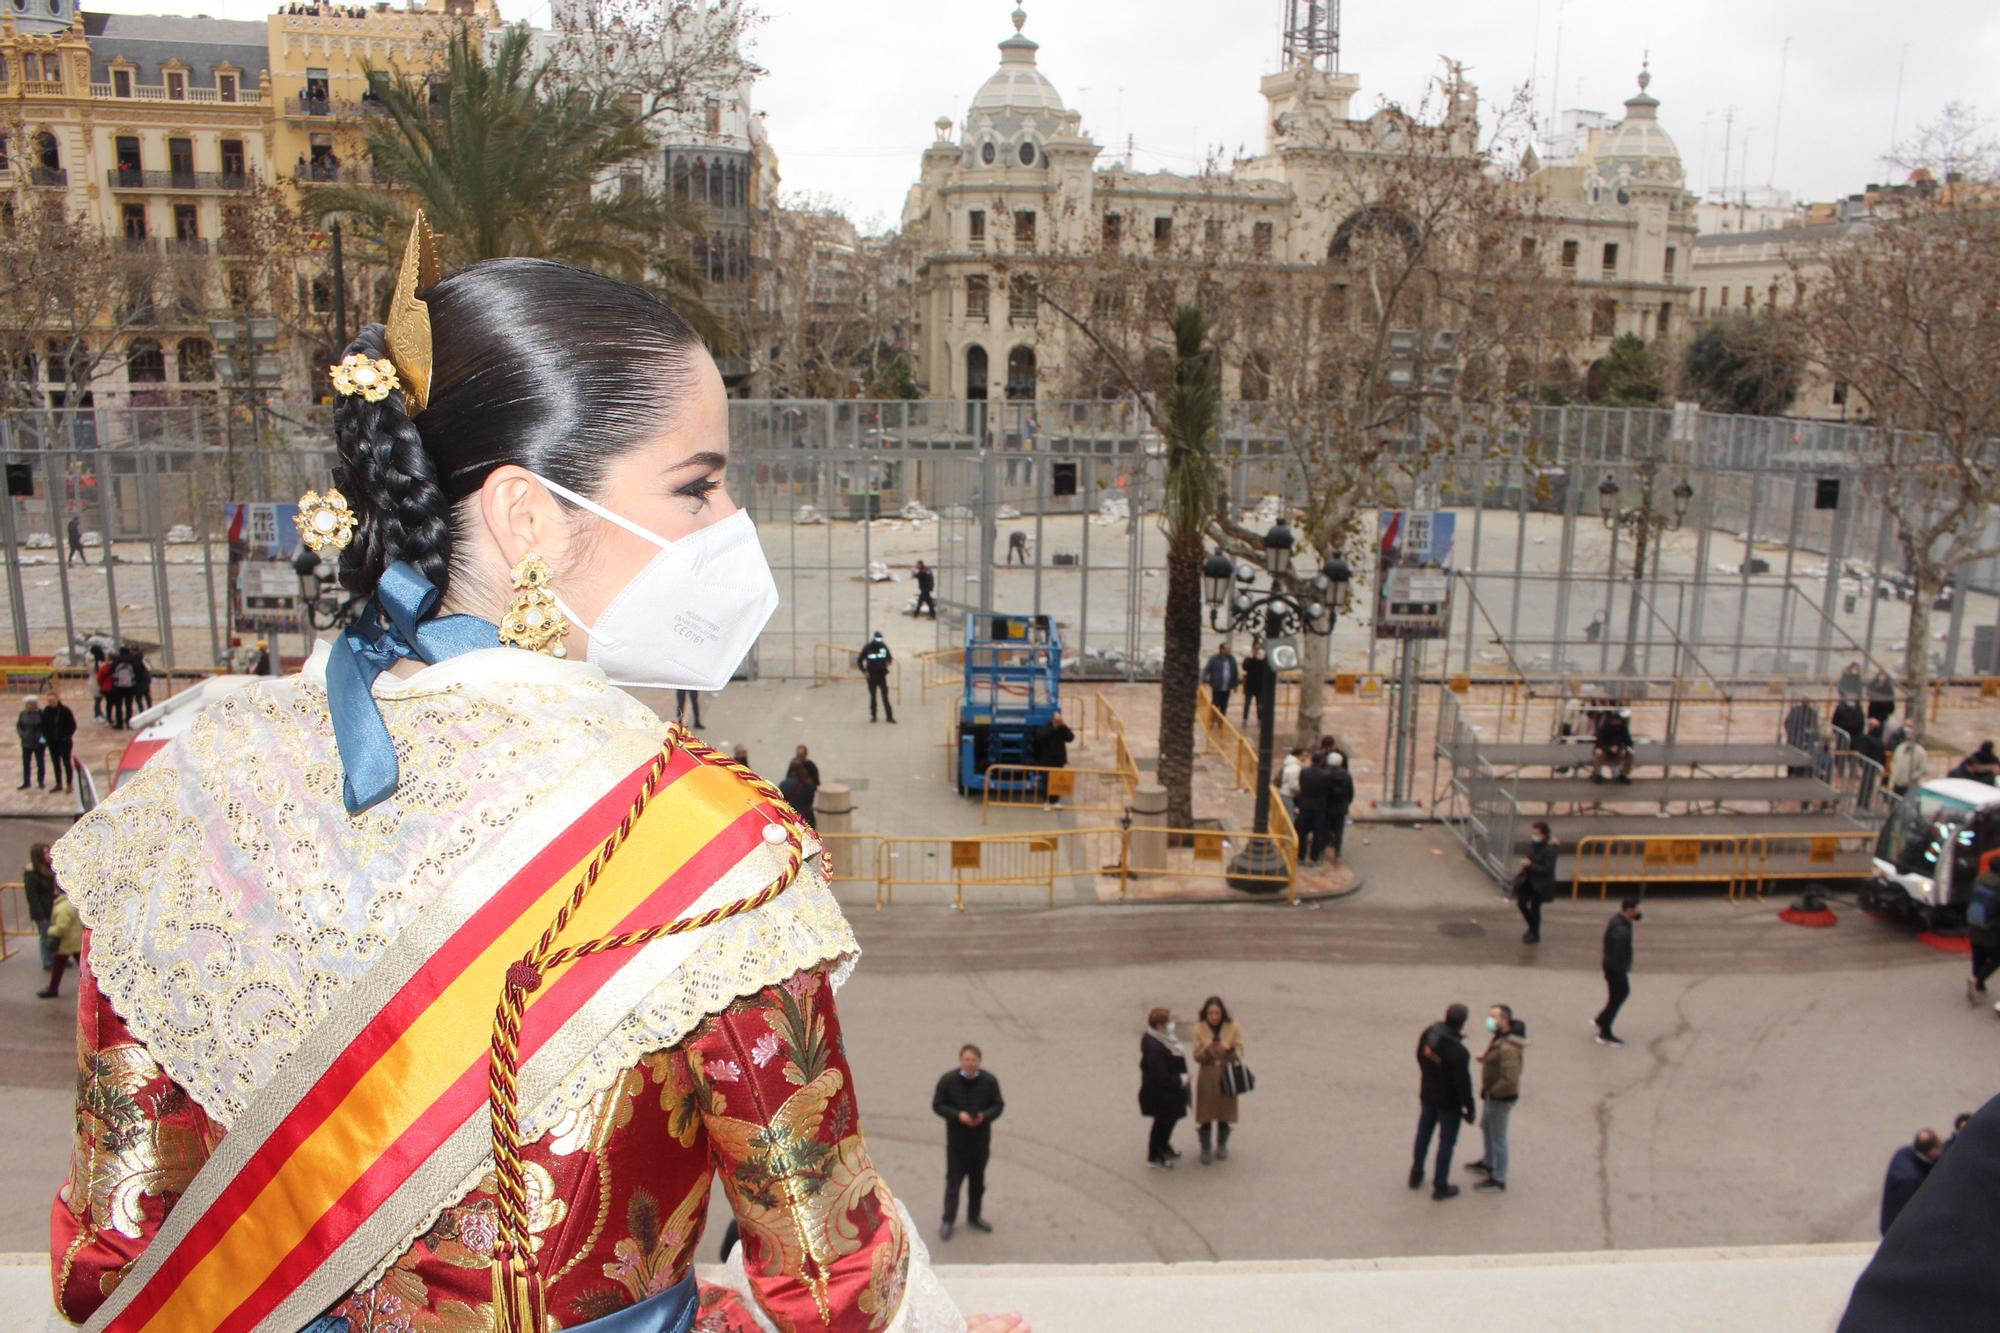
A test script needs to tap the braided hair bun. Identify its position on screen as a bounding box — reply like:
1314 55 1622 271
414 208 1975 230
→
326 256 708 603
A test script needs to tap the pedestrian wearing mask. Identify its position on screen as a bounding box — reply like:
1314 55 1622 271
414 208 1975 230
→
1139 1007 1189 1169
16 695 46 790
41 685 77 793
1466 1005 1526 1192
1515 821 1558 944
1191 996 1245 1165
1595 897 1643 1047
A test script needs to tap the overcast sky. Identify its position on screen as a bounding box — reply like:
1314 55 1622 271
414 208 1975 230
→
91 0 2000 231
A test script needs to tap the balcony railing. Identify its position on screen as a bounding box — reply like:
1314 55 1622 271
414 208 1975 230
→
91 81 262 105
294 163 391 185
29 166 68 188
22 81 66 97
107 169 253 192
292 95 386 119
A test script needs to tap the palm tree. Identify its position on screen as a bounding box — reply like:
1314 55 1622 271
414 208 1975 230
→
1156 304 1221 827
302 25 724 345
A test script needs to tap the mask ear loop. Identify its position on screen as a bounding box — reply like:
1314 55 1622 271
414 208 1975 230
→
530 472 674 551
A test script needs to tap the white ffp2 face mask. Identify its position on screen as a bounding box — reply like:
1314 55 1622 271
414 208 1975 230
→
535 473 779 692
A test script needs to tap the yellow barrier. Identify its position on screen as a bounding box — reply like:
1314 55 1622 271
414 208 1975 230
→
979 763 1131 820
1735 831 1878 903
811 642 902 704
1570 834 1752 901
1195 691 1259 792
873 833 1061 911
919 648 966 701
0 881 33 963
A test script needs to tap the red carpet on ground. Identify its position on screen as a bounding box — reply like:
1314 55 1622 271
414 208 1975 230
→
1779 906 1839 927
1917 931 1972 953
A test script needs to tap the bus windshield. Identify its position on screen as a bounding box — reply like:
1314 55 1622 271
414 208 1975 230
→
1876 788 1981 877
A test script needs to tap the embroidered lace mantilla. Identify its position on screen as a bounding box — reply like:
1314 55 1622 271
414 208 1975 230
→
53 646 858 1131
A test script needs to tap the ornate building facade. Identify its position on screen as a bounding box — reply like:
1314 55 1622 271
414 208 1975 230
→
901 6 1698 402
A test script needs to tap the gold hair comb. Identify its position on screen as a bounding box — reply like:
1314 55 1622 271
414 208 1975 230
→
384 212 441 414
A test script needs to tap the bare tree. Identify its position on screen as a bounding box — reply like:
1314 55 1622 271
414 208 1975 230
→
756 200 911 397
1791 103 2000 729
539 0 761 134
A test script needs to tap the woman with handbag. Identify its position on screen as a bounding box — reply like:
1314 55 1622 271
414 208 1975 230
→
1192 995 1247 1164
1139 1007 1190 1169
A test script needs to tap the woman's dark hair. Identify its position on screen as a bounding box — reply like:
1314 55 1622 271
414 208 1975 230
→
332 257 708 598
30 842 51 870
1199 995 1230 1029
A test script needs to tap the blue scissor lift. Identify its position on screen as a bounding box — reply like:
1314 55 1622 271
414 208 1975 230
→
956 614 1061 796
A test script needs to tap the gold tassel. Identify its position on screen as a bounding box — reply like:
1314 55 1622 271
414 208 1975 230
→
492 1246 546 1333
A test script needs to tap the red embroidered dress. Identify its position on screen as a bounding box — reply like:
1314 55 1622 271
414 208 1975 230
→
49 649 959 1332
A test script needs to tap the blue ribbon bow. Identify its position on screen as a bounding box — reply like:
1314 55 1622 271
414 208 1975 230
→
325 560 501 814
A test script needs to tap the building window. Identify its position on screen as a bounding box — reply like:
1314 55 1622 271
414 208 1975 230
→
311 276 333 312
1601 242 1619 278
218 72 237 103
980 141 996 165
703 98 721 134
121 204 147 240
305 67 329 113
1019 140 1038 166
1657 301 1671 336
126 339 166 383
1012 209 1036 253
1719 287 1729 308
1253 220 1273 258
1560 239 1578 271
1102 212 1121 245
1831 380 1848 407
168 137 194 180
1663 246 1677 280
166 70 186 100
968 209 985 249
1590 298 1616 338
176 337 213 382
1005 345 1036 399
173 204 198 240
1697 288 1707 316
965 274 989 320
1153 215 1172 250
220 139 245 180
226 269 252 309
1767 280 1779 309
965 344 988 399
0 134 7 171
1520 236 1537 263
1091 280 1125 319
112 67 132 97
1008 274 1037 323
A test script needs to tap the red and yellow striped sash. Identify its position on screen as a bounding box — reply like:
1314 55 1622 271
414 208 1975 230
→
99 742 783 1333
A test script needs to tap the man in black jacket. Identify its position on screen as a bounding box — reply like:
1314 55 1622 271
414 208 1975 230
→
1410 1003 1476 1199
1201 643 1239 717
1515 821 1559 944
1240 643 1270 725
1032 712 1074 805
39 685 77 794
933 1044 1004 1240
858 632 895 723
913 560 937 618
1294 752 1334 864
1595 897 1642 1046
1324 751 1355 859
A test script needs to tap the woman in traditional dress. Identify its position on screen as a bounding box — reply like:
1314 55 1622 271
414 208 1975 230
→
50 220 1024 1333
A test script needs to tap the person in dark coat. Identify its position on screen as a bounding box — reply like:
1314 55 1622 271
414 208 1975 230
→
1866 669 1897 725
39 685 76 793
1842 1095 2000 1329
1515 820 1559 943
1877 1129 1943 1236
1323 751 1355 859
1201 643 1239 717
912 560 938 618
790 744 821 787
23 842 56 974
1856 718 1888 770
1032 711 1074 805
1836 661 1864 706
1239 643 1270 725
1948 741 1999 785
858 632 895 723
251 640 274 676
1830 696 1868 748
1410 1003 1476 1200
933 1044 1004 1239
1138 1007 1189 1169
67 516 86 565
1595 897 1642 1046
1294 752 1334 864
1592 708 1633 783
779 760 818 830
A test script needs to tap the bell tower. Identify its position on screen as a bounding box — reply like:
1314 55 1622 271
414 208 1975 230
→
1281 0 1339 73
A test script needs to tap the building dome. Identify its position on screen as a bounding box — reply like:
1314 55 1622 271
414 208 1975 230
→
970 7 1065 115
6 0 78 38
1595 66 1684 186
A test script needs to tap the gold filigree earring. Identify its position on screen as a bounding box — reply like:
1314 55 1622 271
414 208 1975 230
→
498 553 571 657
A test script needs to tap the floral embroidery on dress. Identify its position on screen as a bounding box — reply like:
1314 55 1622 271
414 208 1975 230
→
750 1032 784 1068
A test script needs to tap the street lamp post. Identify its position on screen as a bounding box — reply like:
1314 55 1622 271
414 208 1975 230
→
1204 522 1352 892
208 316 283 502
1597 461 1694 678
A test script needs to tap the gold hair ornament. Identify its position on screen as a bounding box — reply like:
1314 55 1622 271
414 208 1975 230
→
384 211 441 414
328 354 399 403
498 553 571 657
295 487 358 552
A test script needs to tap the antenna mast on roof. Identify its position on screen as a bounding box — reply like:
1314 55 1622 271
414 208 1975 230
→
1281 0 1339 74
